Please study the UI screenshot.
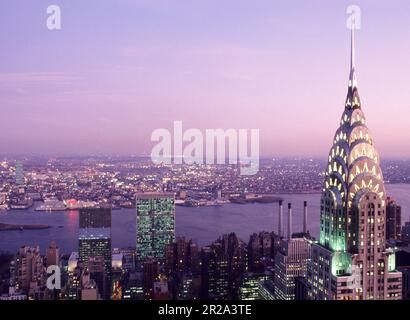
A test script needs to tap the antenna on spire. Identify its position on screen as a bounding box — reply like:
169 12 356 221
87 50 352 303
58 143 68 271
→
350 17 356 71
349 16 358 88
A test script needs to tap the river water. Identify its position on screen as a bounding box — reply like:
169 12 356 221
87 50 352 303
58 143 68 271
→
0 184 409 255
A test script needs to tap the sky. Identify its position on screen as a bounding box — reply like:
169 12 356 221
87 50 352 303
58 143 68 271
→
0 0 409 158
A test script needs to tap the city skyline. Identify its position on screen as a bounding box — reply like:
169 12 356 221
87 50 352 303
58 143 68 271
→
2 0 410 305
1 1 410 158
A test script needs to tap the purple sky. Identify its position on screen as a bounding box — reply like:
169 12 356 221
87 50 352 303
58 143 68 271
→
1 0 410 158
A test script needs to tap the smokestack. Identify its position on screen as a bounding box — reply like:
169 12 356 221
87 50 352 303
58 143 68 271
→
278 200 283 237
287 203 292 239
303 201 308 234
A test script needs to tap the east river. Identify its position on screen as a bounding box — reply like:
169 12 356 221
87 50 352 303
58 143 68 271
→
0 184 409 255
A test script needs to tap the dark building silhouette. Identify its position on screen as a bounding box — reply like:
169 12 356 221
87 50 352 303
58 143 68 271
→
143 257 159 300
87 256 106 299
201 233 246 300
165 237 201 275
248 231 280 273
386 197 402 240
78 208 112 299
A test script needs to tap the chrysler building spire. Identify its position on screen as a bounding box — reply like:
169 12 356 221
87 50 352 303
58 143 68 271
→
307 22 403 301
350 21 355 70
349 20 357 88
349 19 358 88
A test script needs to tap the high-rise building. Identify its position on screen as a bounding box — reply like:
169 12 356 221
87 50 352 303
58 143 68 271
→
15 160 24 186
177 272 201 300
386 197 402 240
248 233 263 272
63 264 81 300
87 256 106 299
201 245 229 300
238 272 271 300
9 246 45 294
201 233 247 300
248 231 278 273
143 257 159 299
257 279 275 300
307 26 402 300
152 276 171 300
79 208 111 270
78 208 112 299
294 277 309 300
165 237 201 275
188 241 201 275
402 222 410 243
395 250 410 300
136 193 175 262
122 271 144 300
274 237 310 300
80 271 99 300
46 241 60 267
113 248 136 272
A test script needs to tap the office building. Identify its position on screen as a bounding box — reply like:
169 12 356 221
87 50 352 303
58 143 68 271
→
307 26 402 300
274 237 310 300
46 241 60 267
258 279 275 300
136 193 175 262
239 272 271 300
15 160 24 186
78 208 112 299
386 197 402 240
143 257 159 299
201 233 246 300
9 246 45 294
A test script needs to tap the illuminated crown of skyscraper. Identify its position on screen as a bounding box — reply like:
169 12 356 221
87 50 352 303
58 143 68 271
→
320 22 386 251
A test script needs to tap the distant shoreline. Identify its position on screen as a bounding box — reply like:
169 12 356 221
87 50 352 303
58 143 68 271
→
0 223 50 231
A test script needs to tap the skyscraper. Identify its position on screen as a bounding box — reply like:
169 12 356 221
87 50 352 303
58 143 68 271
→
386 197 402 241
248 231 277 273
165 237 201 275
46 241 60 267
78 208 112 298
274 237 310 300
136 193 175 263
87 256 106 299
307 26 402 300
143 257 159 299
9 246 45 295
200 233 247 300
239 272 271 300
15 160 24 186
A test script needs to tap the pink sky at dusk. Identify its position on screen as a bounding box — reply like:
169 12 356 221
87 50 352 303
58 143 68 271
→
1 0 410 158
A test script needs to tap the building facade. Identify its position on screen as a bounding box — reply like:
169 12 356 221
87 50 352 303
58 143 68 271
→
136 193 175 262
239 272 271 300
78 208 112 299
386 197 402 240
9 246 45 295
274 237 310 300
307 27 402 300
79 208 112 272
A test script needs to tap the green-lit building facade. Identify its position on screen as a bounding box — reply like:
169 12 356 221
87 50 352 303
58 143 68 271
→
136 193 175 263
307 27 402 300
